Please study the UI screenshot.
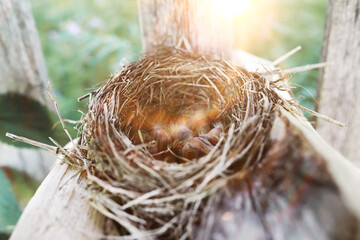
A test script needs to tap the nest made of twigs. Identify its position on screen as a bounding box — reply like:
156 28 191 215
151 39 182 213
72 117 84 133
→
63 47 301 239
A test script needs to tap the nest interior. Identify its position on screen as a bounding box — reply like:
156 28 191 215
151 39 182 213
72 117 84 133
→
64 47 300 239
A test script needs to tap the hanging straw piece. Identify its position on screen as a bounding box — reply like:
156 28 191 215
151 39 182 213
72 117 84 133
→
47 83 81 155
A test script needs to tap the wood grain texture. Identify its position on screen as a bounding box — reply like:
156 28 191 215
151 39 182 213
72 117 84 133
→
137 0 234 57
10 161 120 240
316 0 360 166
0 0 50 107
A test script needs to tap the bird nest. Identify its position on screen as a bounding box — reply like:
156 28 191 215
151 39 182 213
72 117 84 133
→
59 47 302 239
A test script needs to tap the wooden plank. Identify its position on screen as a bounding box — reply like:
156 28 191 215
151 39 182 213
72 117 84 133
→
0 0 50 107
316 0 360 167
10 161 119 240
137 0 234 57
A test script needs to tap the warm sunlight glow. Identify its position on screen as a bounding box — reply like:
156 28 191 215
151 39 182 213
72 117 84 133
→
211 0 252 18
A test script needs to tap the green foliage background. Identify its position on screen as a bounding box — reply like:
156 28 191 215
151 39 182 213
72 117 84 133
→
32 0 142 121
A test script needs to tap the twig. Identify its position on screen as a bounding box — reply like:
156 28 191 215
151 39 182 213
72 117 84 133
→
77 91 95 102
6 133 58 153
47 83 81 155
297 105 346 127
273 46 302 65
282 62 334 74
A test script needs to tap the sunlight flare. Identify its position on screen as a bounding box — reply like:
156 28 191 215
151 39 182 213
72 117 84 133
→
211 0 252 18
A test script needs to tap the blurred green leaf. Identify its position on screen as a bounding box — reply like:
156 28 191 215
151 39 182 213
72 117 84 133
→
0 93 77 148
4 168 40 210
0 168 22 236
0 94 53 148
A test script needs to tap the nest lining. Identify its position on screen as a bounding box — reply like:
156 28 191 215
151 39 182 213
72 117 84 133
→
62 47 301 239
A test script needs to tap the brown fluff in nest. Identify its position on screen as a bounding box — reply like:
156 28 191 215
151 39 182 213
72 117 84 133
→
69 47 298 239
